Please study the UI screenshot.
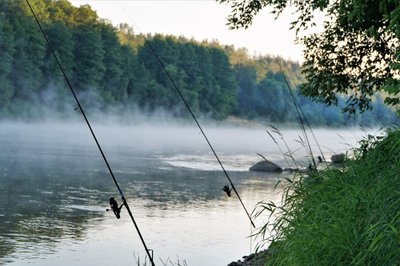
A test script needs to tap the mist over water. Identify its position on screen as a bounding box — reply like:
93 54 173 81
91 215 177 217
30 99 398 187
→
0 120 375 265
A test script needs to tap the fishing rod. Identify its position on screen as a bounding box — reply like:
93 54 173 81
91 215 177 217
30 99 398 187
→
281 72 317 169
274 58 325 169
122 10 256 228
25 1 156 265
145 41 256 228
296 98 327 163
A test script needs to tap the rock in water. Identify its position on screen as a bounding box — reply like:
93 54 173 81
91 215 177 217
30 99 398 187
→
249 160 283 172
331 153 345 164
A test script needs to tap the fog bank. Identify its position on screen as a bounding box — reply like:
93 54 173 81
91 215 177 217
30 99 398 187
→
1 120 377 162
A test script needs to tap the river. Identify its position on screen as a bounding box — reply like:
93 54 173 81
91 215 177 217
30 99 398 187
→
0 122 373 265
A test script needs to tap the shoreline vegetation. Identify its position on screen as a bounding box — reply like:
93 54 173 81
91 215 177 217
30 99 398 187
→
229 129 400 265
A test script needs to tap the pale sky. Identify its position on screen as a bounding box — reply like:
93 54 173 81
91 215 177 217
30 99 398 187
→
69 0 323 62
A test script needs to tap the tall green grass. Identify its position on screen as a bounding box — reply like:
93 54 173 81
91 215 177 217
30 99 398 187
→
255 129 400 265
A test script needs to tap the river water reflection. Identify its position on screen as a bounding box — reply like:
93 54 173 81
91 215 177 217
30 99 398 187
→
0 122 370 265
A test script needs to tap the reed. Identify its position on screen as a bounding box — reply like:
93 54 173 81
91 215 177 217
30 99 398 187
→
253 129 400 265
134 254 188 266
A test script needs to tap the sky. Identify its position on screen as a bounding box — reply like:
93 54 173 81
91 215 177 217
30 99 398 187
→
69 0 323 63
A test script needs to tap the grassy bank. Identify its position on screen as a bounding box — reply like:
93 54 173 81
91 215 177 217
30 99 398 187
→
255 129 400 265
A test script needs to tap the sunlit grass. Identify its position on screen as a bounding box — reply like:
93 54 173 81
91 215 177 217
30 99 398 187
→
254 129 400 265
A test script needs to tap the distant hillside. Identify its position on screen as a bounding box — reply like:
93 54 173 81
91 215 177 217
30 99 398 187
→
0 0 397 126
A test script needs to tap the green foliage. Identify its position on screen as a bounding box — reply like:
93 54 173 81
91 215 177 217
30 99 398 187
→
0 10 15 114
98 24 126 103
254 130 400 265
0 0 397 124
219 0 400 114
72 24 105 89
9 1 46 110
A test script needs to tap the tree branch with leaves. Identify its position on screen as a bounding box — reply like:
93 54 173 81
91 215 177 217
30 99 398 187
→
218 0 400 114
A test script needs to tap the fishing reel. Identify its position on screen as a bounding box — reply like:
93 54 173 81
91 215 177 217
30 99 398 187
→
106 197 125 219
222 185 232 197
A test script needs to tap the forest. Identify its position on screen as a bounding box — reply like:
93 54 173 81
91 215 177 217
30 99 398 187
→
0 0 397 126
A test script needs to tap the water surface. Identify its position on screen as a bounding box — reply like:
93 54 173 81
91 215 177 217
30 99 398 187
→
0 122 371 265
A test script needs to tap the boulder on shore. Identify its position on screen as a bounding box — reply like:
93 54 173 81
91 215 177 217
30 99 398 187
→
249 160 283 172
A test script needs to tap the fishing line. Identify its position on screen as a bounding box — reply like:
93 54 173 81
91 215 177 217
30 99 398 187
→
25 1 156 265
122 9 256 228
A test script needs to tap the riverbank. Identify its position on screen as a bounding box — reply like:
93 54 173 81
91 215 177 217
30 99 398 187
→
230 129 400 265
228 249 271 266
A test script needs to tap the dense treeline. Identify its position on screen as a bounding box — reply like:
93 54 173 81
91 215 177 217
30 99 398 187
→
0 0 397 126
